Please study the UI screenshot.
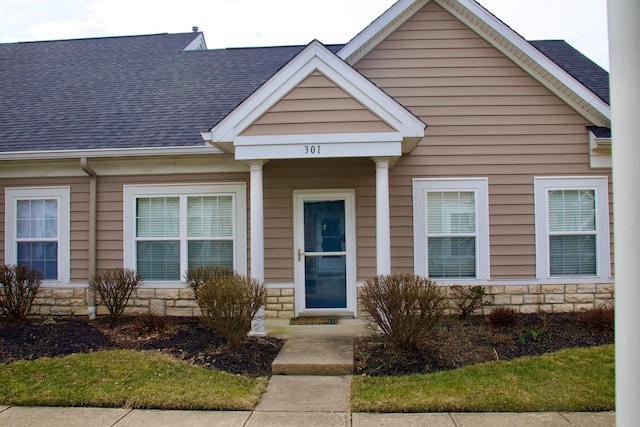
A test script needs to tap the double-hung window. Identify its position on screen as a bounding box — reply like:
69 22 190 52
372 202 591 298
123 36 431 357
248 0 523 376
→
123 184 246 282
413 178 490 280
4 187 70 282
534 177 610 279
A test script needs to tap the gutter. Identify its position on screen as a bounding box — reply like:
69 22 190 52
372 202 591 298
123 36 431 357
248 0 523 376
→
80 158 97 320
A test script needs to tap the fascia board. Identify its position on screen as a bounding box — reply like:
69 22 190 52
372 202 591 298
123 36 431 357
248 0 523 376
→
235 132 403 146
209 40 425 143
0 144 222 161
437 0 610 125
338 0 430 63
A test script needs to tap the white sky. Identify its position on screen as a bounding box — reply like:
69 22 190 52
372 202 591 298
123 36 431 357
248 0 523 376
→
0 0 609 70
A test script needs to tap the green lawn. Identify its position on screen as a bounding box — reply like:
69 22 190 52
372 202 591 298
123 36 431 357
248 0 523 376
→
352 345 614 413
0 350 266 410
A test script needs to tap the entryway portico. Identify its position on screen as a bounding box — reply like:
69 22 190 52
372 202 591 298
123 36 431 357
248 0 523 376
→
201 40 425 326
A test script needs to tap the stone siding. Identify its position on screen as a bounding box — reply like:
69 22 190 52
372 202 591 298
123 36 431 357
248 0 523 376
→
29 283 614 319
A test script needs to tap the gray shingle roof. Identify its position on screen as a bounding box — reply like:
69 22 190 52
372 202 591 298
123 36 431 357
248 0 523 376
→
530 40 610 105
0 33 308 153
0 32 609 155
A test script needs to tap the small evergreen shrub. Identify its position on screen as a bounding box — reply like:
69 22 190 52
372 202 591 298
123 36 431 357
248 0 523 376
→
89 268 142 326
193 271 266 349
185 266 234 294
576 303 614 331
0 264 43 323
450 285 491 319
487 306 520 328
360 274 447 350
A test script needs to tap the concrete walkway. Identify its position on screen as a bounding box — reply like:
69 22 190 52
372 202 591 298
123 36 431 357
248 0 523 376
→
0 319 616 426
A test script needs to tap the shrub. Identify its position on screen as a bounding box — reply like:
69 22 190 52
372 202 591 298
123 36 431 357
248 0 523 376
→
194 271 266 349
487 307 520 328
89 268 142 326
135 312 168 333
576 303 614 331
185 266 234 294
450 285 490 319
360 274 447 351
0 264 43 323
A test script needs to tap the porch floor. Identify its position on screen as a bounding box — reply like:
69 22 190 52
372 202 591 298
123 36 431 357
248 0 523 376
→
265 317 373 339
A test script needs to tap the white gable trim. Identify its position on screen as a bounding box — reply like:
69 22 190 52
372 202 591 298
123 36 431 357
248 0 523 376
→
338 0 610 128
206 40 425 157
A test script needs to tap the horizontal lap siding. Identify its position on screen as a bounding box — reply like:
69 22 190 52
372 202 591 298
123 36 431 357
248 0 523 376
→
355 1 612 279
0 177 89 282
94 173 248 274
263 158 376 282
241 71 394 136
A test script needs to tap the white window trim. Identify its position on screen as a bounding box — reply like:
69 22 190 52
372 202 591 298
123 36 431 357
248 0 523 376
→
4 187 71 284
413 178 490 281
123 183 247 287
534 176 611 279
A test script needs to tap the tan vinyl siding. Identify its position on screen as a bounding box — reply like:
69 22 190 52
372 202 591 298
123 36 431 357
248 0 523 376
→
241 71 394 136
0 177 89 282
95 173 249 273
355 1 613 279
262 158 377 282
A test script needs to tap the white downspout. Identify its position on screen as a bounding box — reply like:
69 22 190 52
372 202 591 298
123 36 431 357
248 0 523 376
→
80 158 97 320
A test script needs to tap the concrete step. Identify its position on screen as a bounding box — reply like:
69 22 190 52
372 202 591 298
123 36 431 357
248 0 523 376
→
271 336 353 375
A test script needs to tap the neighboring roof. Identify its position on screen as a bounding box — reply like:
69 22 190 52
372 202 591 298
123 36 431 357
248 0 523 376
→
0 33 316 155
530 40 610 105
338 0 611 128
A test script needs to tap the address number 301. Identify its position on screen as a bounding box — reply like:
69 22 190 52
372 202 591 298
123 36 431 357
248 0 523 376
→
304 145 321 155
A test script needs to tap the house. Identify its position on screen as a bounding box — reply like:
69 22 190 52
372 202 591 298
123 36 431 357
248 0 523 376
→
0 0 613 323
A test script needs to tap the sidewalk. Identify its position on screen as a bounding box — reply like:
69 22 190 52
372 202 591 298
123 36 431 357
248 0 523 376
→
0 319 615 426
0 405 616 426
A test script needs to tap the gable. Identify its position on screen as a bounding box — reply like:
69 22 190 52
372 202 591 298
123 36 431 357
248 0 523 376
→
339 0 610 128
241 71 395 136
204 40 425 161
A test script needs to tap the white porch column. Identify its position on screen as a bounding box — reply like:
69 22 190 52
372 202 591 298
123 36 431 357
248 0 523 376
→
248 160 267 336
374 157 391 276
609 1 640 425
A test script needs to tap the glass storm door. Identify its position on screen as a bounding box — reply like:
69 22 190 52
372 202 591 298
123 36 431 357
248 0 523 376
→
294 190 356 313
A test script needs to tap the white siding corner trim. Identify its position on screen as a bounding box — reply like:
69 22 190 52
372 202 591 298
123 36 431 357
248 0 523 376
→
413 178 490 282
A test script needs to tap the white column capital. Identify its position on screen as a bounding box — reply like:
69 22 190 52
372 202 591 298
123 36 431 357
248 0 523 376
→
245 159 268 170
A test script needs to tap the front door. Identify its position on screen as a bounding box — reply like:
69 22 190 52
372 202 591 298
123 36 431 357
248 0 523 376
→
294 190 355 314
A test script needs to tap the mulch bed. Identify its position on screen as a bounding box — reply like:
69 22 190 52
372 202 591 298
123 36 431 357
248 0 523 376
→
0 316 283 378
354 313 614 376
0 312 613 378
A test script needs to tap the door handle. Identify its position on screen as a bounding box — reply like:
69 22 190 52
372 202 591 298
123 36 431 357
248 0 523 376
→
298 248 303 262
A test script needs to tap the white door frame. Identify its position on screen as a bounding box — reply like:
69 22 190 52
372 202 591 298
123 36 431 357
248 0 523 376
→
293 189 357 316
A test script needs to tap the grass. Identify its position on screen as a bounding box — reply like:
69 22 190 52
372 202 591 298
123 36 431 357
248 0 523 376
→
0 350 266 410
352 345 614 413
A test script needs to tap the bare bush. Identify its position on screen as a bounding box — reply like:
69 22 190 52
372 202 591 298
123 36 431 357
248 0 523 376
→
487 307 520 328
0 264 43 323
576 303 614 331
360 274 447 350
185 266 234 294
89 268 142 326
449 285 491 319
194 272 266 349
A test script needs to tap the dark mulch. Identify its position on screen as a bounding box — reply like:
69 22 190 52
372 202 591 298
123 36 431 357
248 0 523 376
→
0 312 613 378
0 316 283 378
354 313 614 376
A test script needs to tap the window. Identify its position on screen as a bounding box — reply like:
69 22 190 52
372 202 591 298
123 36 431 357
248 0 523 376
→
124 184 246 282
5 187 70 282
534 177 610 279
413 179 489 280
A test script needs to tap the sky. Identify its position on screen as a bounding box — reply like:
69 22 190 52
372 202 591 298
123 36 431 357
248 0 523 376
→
0 0 609 70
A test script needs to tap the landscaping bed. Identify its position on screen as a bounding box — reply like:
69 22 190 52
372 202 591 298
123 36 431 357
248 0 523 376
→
0 316 283 378
0 312 613 379
354 312 614 376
